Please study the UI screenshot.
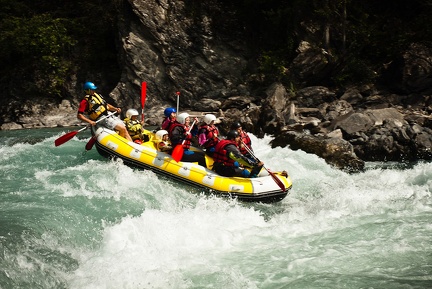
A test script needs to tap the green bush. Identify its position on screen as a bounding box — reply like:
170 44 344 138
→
0 14 76 97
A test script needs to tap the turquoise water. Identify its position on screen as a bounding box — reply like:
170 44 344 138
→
0 128 431 289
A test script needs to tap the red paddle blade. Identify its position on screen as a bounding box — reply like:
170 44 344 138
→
267 169 286 192
85 136 97 151
172 145 184 162
141 82 147 107
54 131 78 146
141 82 147 123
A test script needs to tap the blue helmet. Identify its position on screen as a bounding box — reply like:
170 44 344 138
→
83 81 97 90
164 107 176 117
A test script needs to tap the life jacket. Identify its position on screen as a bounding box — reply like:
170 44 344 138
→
162 117 176 131
156 140 172 152
199 124 220 148
213 139 236 167
84 93 107 121
169 122 192 149
124 118 143 138
240 131 252 155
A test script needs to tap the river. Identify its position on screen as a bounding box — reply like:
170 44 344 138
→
0 127 431 289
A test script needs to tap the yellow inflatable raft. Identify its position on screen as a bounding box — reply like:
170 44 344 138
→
92 126 292 203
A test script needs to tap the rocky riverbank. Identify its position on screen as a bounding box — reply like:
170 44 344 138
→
2 81 432 173
217 83 432 172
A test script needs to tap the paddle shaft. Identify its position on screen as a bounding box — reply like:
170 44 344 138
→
240 139 286 191
240 139 260 163
182 119 196 144
176 91 180 115
87 111 117 128
54 111 116 146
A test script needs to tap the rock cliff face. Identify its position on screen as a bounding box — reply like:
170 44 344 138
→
2 0 432 172
110 0 253 124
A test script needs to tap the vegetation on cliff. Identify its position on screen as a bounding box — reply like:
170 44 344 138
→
0 0 121 122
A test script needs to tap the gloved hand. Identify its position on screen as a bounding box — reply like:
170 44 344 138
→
241 169 250 177
208 147 215 153
233 161 239 168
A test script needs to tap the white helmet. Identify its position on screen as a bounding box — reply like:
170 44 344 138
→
155 130 169 140
177 112 190 124
203 114 216 125
126 108 139 119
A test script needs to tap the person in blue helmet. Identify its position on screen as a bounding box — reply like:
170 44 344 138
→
161 107 177 131
77 81 132 141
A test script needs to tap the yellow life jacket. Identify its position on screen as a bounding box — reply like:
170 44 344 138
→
152 138 171 152
124 118 143 137
85 93 107 120
158 140 172 152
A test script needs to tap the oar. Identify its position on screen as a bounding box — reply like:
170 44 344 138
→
241 140 286 192
55 111 116 147
85 136 97 151
176 91 180 115
55 126 88 147
172 119 196 162
141 82 147 123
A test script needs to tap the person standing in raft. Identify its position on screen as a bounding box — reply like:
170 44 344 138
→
213 130 263 178
77 81 132 142
123 108 149 144
169 112 207 167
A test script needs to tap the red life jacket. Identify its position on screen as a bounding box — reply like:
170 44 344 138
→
240 131 252 155
162 117 176 131
213 139 236 167
199 124 220 148
169 122 192 149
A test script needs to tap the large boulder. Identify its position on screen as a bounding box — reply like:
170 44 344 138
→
259 83 291 134
272 130 365 172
